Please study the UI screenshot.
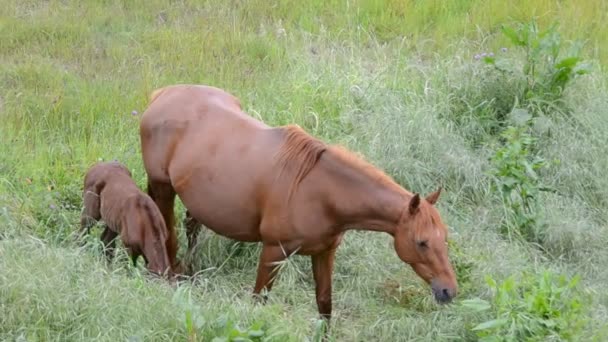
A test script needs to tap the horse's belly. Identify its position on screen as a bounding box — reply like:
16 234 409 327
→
166 121 276 242
179 191 262 242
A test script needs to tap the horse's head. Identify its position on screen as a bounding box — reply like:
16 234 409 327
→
393 188 458 304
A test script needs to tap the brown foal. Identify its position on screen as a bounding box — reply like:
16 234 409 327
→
79 161 173 277
139 84 458 321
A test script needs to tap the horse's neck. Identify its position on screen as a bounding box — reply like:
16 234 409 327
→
316 150 408 236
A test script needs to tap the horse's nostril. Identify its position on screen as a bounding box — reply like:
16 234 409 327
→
442 288 449 297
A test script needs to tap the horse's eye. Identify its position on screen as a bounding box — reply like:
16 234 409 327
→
417 240 428 248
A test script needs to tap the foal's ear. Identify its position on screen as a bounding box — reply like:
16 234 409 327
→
409 193 421 215
425 187 442 205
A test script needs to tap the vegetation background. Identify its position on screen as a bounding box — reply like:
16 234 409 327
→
2 0 608 341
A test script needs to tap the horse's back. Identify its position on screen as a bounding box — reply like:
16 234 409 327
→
140 84 271 178
140 84 282 241
142 84 246 126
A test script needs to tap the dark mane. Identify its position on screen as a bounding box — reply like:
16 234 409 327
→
275 125 327 201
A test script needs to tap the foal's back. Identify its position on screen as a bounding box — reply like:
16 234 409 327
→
83 162 172 275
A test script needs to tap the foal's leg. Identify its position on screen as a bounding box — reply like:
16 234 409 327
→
100 226 118 264
78 190 101 245
131 253 139 267
147 180 180 271
253 244 289 302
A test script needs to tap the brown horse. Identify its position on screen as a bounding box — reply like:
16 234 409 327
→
79 161 173 277
139 84 458 321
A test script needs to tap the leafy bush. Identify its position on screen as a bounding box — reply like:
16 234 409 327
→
487 115 548 243
172 285 206 342
461 270 590 341
209 317 268 342
484 20 592 116
172 284 271 342
445 19 591 146
447 238 476 295
444 49 524 145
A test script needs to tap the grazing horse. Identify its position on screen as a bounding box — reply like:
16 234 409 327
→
139 84 458 321
79 161 173 277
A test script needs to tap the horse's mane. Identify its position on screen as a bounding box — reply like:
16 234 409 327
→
326 144 404 191
275 125 406 202
275 125 327 201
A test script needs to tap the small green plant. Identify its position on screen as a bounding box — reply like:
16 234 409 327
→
172 285 206 342
447 238 475 295
488 115 547 243
211 315 268 342
446 19 593 146
484 19 592 114
461 271 590 341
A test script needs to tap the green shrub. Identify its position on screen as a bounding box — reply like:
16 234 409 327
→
484 19 592 116
447 238 476 296
488 115 549 243
461 270 590 341
445 19 591 146
445 53 525 144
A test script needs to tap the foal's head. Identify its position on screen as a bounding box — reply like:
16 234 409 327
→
393 188 458 304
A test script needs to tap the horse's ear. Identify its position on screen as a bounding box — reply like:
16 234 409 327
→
425 187 442 205
409 193 421 215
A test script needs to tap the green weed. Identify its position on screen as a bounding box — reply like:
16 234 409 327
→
462 270 590 341
488 119 548 243
486 20 592 115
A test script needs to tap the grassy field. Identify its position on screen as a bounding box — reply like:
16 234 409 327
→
2 0 608 341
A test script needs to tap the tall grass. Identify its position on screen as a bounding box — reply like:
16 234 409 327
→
2 0 608 340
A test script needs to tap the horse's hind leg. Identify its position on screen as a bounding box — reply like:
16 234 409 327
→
147 180 180 271
183 210 202 275
184 210 201 252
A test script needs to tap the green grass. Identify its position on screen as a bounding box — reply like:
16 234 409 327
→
2 0 608 340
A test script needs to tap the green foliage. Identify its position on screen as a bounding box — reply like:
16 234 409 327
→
446 19 592 146
210 317 268 342
444 59 524 144
461 271 590 341
485 19 592 114
173 285 206 341
488 115 548 243
447 238 476 295
172 280 280 342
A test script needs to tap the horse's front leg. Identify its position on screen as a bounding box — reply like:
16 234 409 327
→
311 247 338 323
253 243 288 303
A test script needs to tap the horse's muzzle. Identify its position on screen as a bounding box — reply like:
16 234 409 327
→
431 279 457 304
